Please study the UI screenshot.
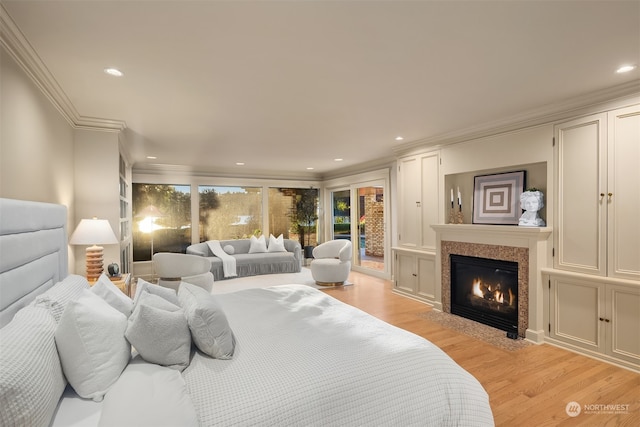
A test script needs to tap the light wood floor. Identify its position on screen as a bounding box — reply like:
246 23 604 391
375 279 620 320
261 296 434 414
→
323 271 639 427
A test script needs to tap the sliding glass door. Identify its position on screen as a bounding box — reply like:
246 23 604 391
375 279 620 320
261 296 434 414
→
355 185 385 273
330 180 387 277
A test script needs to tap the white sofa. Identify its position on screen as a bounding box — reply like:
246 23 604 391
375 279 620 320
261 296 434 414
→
186 239 302 280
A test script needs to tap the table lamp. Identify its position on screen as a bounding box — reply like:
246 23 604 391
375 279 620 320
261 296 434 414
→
69 217 118 281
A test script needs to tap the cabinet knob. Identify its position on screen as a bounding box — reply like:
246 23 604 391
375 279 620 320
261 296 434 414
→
598 317 611 323
600 193 605 198
599 317 604 321
412 273 417 277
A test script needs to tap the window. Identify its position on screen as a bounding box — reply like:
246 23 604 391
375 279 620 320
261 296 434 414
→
269 188 318 249
199 186 262 241
132 184 191 261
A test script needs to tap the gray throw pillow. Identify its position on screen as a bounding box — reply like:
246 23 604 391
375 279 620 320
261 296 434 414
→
133 278 180 306
178 282 236 359
125 294 191 370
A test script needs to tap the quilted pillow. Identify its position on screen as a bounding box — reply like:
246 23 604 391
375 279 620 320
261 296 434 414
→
55 289 130 401
223 244 235 255
267 233 286 253
248 234 267 253
92 273 133 317
33 274 90 322
99 359 199 427
125 293 191 370
0 305 66 427
178 282 236 359
133 278 180 306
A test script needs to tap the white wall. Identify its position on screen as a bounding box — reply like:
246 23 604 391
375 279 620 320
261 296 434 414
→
0 46 77 270
73 129 122 275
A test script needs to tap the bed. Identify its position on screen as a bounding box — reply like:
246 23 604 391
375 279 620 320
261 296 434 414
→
0 198 494 426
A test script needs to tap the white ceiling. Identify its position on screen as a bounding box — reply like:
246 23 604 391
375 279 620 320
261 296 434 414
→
3 0 639 179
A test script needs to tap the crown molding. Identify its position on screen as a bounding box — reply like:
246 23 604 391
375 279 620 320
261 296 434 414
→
0 4 126 132
394 80 640 158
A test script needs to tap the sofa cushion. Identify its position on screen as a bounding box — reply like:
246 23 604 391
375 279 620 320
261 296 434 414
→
248 235 267 253
267 234 286 252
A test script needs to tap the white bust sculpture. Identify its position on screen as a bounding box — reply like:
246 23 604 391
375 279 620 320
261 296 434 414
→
519 190 546 227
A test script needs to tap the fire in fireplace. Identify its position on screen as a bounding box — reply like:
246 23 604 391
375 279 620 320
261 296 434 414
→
450 254 518 334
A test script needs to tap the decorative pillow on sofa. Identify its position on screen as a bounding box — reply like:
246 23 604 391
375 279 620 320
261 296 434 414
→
34 274 90 322
92 273 133 317
178 282 236 359
267 233 286 253
133 278 180 306
0 305 66 427
248 234 267 253
55 289 130 402
223 244 235 255
125 293 191 371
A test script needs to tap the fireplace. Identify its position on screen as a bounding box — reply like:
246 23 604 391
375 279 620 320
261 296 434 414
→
450 254 518 334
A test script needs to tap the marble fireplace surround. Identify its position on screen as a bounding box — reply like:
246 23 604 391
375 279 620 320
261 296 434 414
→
432 224 552 343
442 241 529 337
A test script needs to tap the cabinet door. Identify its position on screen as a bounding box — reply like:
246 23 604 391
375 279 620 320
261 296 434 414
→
606 284 640 365
555 114 607 276
607 105 640 280
395 251 416 293
416 253 436 300
420 153 439 250
549 276 604 354
398 157 421 248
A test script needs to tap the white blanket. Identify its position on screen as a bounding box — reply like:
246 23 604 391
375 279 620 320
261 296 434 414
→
183 285 494 426
205 240 237 278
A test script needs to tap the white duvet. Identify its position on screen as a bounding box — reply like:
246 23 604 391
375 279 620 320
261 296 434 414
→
183 285 494 426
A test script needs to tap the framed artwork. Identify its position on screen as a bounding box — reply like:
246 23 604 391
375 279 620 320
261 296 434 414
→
473 170 525 225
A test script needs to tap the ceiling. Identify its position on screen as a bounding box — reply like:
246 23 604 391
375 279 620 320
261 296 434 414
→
2 0 639 179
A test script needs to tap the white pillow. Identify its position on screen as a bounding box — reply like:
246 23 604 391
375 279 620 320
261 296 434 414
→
267 233 286 253
99 359 199 427
178 282 236 359
55 289 130 402
125 294 191 370
223 244 235 255
92 273 133 317
248 234 267 253
34 274 90 322
0 306 65 427
134 278 180 306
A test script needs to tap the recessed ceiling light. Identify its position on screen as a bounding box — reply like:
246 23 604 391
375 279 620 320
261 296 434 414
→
395 136 404 141
104 67 124 77
334 158 343 162
235 162 245 166
146 156 157 160
616 65 636 73
306 167 314 170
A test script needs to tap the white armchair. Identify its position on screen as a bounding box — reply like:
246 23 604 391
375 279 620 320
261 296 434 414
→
152 252 214 292
310 240 352 286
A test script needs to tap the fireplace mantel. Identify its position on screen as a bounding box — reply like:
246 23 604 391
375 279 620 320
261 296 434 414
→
431 224 552 343
431 224 552 247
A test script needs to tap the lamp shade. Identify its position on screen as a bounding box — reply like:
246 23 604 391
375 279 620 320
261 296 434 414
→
69 218 118 245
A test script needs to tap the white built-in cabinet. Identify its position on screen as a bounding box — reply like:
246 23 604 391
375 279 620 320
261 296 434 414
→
554 105 640 280
548 103 640 371
394 151 439 304
397 151 439 250
393 249 436 303
548 271 640 369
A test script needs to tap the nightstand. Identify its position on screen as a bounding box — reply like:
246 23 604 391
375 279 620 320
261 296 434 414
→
109 273 132 297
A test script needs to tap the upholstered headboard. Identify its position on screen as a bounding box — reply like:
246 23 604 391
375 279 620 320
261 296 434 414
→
0 198 68 327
